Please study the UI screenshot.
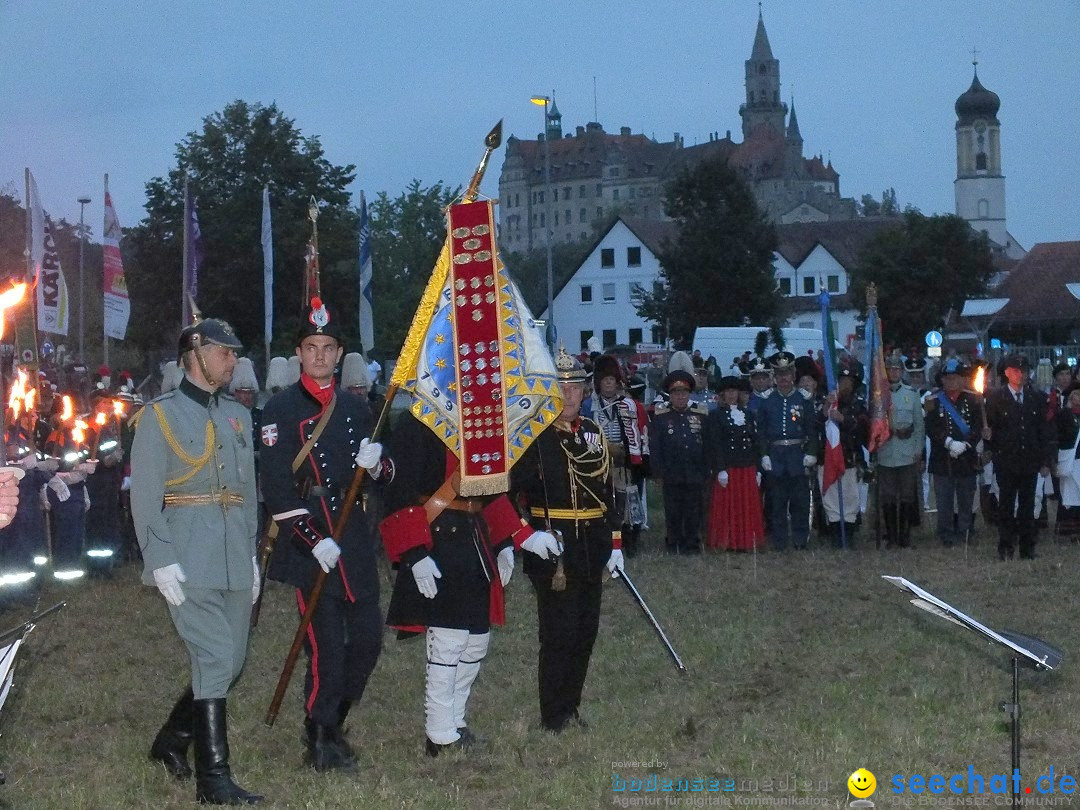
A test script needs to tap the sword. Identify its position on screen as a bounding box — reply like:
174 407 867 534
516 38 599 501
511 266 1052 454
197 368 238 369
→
614 567 687 674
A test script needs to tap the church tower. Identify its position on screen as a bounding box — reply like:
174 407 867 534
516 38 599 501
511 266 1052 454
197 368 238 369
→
954 62 1016 253
739 10 788 138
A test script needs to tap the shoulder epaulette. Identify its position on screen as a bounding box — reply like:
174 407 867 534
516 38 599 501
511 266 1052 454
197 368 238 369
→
689 402 709 416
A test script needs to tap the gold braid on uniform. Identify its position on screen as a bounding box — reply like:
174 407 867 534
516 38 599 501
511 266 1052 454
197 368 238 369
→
152 403 217 486
557 426 611 517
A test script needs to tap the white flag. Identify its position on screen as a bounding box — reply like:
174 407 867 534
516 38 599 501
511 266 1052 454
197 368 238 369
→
103 174 130 340
27 174 69 336
357 191 374 352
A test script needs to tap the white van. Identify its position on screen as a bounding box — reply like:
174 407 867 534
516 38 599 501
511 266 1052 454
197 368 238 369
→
692 326 844 368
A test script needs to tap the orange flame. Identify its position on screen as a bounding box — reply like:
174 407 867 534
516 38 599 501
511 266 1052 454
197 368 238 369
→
61 395 74 422
0 283 27 340
113 400 125 418
95 412 107 427
973 366 986 395
72 419 88 446
7 369 28 419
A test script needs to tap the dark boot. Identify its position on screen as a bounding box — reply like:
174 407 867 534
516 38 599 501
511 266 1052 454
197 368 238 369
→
193 698 262 805
336 700 357 756
882 509 898 548
304 718 358 772
150 687 194 780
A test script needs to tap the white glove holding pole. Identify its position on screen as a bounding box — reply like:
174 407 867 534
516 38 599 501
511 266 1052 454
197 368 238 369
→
311 537 341 573
121 476 131 492
802 454 817 469
354 438 383 475
497 546 514 586
761 456 772 473
521 530 562 560
47 476 71 502
251 556 260 605
717 470 729 487
606 548 624 577
153 563 187 607
411 555 442 599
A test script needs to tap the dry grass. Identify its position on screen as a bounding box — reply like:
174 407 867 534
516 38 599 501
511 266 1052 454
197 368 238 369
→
1 493 1078 809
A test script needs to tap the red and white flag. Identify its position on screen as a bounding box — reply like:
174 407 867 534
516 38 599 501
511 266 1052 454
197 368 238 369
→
822 415 846 494
103 174 130 340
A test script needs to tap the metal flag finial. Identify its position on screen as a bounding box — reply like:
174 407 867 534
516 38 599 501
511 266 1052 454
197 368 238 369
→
308 196 319 223
866 282 878 308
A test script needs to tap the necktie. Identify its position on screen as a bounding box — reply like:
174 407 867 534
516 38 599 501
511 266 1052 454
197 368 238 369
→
1015 390 1023 406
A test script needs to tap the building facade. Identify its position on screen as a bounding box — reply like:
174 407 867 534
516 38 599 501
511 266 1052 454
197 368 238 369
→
498 11 855 255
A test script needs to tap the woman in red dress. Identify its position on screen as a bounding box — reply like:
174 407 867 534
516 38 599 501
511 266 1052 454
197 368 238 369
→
705 376 766 550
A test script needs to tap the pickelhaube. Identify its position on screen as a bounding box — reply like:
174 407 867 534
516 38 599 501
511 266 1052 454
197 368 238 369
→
555 345 588 383
769 351 796 373
178 317 243 359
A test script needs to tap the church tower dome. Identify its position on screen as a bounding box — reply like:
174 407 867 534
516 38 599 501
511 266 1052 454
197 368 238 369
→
955 68 1000 124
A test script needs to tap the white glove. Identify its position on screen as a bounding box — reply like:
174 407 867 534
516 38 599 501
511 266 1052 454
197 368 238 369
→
37 457 59 473
803 454 817 468
312 537 341 573
78 461 98 475
47 476 71 502
717 470 729 487
355 438 383 474
497 546 514 586
39 484 50 512
17 454 37 470
761 456 772 472
945 437 967 459
411 555 441 599
606 548 624 577
521 530 562 560
121 476 131 492
83 487 91 513
251 556 260 605
756 471 762 486
153 563 187 607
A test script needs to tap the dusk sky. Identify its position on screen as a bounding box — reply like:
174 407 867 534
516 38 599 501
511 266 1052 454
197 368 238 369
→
2 2 1077 252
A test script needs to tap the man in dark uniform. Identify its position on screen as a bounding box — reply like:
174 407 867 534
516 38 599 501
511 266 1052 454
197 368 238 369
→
380 414 556 755
261 299 389 772
649 369 709 554
0 418 54 597
43 399 97 581
132 315 262 805
511 347 623 732
983 354 1055 560
755 352 818 550
84 392 125 573
924 358 981 546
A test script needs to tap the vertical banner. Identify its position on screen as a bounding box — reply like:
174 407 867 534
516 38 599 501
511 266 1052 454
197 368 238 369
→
181 177 202 326
357 191 374 354
16 169 41 366
27 172 69 337
103 174 130 340
262 185 273 361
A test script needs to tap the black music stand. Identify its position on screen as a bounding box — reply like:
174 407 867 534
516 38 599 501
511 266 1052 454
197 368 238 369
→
882 576 1062 807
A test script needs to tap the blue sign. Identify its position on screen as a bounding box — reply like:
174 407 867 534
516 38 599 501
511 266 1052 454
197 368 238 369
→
41 340 54 357
925 330 943 348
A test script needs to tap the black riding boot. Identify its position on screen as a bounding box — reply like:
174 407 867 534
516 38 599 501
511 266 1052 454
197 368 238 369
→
304 716 358 772
193 698 262 805
150 686 194 780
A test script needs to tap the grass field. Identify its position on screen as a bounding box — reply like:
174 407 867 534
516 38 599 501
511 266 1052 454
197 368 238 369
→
0 492 1077 809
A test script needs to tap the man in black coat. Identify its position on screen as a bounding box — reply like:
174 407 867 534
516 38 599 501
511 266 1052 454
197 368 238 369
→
261 299 391 771
983 354 1056 559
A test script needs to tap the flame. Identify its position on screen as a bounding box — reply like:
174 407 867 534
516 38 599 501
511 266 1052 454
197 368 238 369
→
113 400 125 418
7 369 28 419
95 412 107 427
973 366 986 394
0 283 27 339
61 395 74 422
72 419 88 446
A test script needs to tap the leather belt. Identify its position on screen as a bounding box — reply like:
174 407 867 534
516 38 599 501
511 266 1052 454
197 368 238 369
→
420 497 482 514
771 438 803 447
530 507 606 520
164 492 244 507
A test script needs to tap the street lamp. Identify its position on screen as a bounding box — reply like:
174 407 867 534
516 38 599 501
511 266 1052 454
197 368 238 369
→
530 94 556 350
77 196 91 362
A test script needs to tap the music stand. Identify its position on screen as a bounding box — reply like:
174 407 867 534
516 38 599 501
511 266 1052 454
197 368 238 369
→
882 577 1062 807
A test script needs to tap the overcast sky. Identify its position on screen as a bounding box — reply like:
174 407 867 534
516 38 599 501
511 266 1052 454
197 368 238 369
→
2 1 1077 252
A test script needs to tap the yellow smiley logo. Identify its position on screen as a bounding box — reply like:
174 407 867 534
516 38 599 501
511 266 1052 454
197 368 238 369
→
848 768 876 798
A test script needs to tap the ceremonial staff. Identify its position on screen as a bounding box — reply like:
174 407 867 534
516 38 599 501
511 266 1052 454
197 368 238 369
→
265 121 504 726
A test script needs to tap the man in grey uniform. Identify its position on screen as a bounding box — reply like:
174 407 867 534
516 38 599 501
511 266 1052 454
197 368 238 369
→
131 316 262 806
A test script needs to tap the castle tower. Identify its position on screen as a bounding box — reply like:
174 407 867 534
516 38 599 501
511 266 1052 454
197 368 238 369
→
739 10 788 138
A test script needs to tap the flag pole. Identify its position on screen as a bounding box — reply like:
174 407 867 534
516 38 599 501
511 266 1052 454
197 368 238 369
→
181 176 190 327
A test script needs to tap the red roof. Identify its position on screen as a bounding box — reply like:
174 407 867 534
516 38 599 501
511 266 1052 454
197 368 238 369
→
994 241 1080 324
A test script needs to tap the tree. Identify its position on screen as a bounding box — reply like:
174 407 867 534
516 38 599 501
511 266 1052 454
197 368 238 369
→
858 187 900 218
366 180 460 361
848 211 994 349
125 100 358 366
634 155 779 346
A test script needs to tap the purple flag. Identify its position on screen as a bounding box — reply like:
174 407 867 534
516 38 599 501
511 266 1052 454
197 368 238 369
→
181 177 203 326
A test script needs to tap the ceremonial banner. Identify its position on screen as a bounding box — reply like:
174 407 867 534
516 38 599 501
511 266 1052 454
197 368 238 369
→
394 199 561 496
357 191 374 353
36 215 69 336
103 175 130 340
818 289 844 490
181 178 202 326
15 170 41 366
864 298 891 452
262 186 273 355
